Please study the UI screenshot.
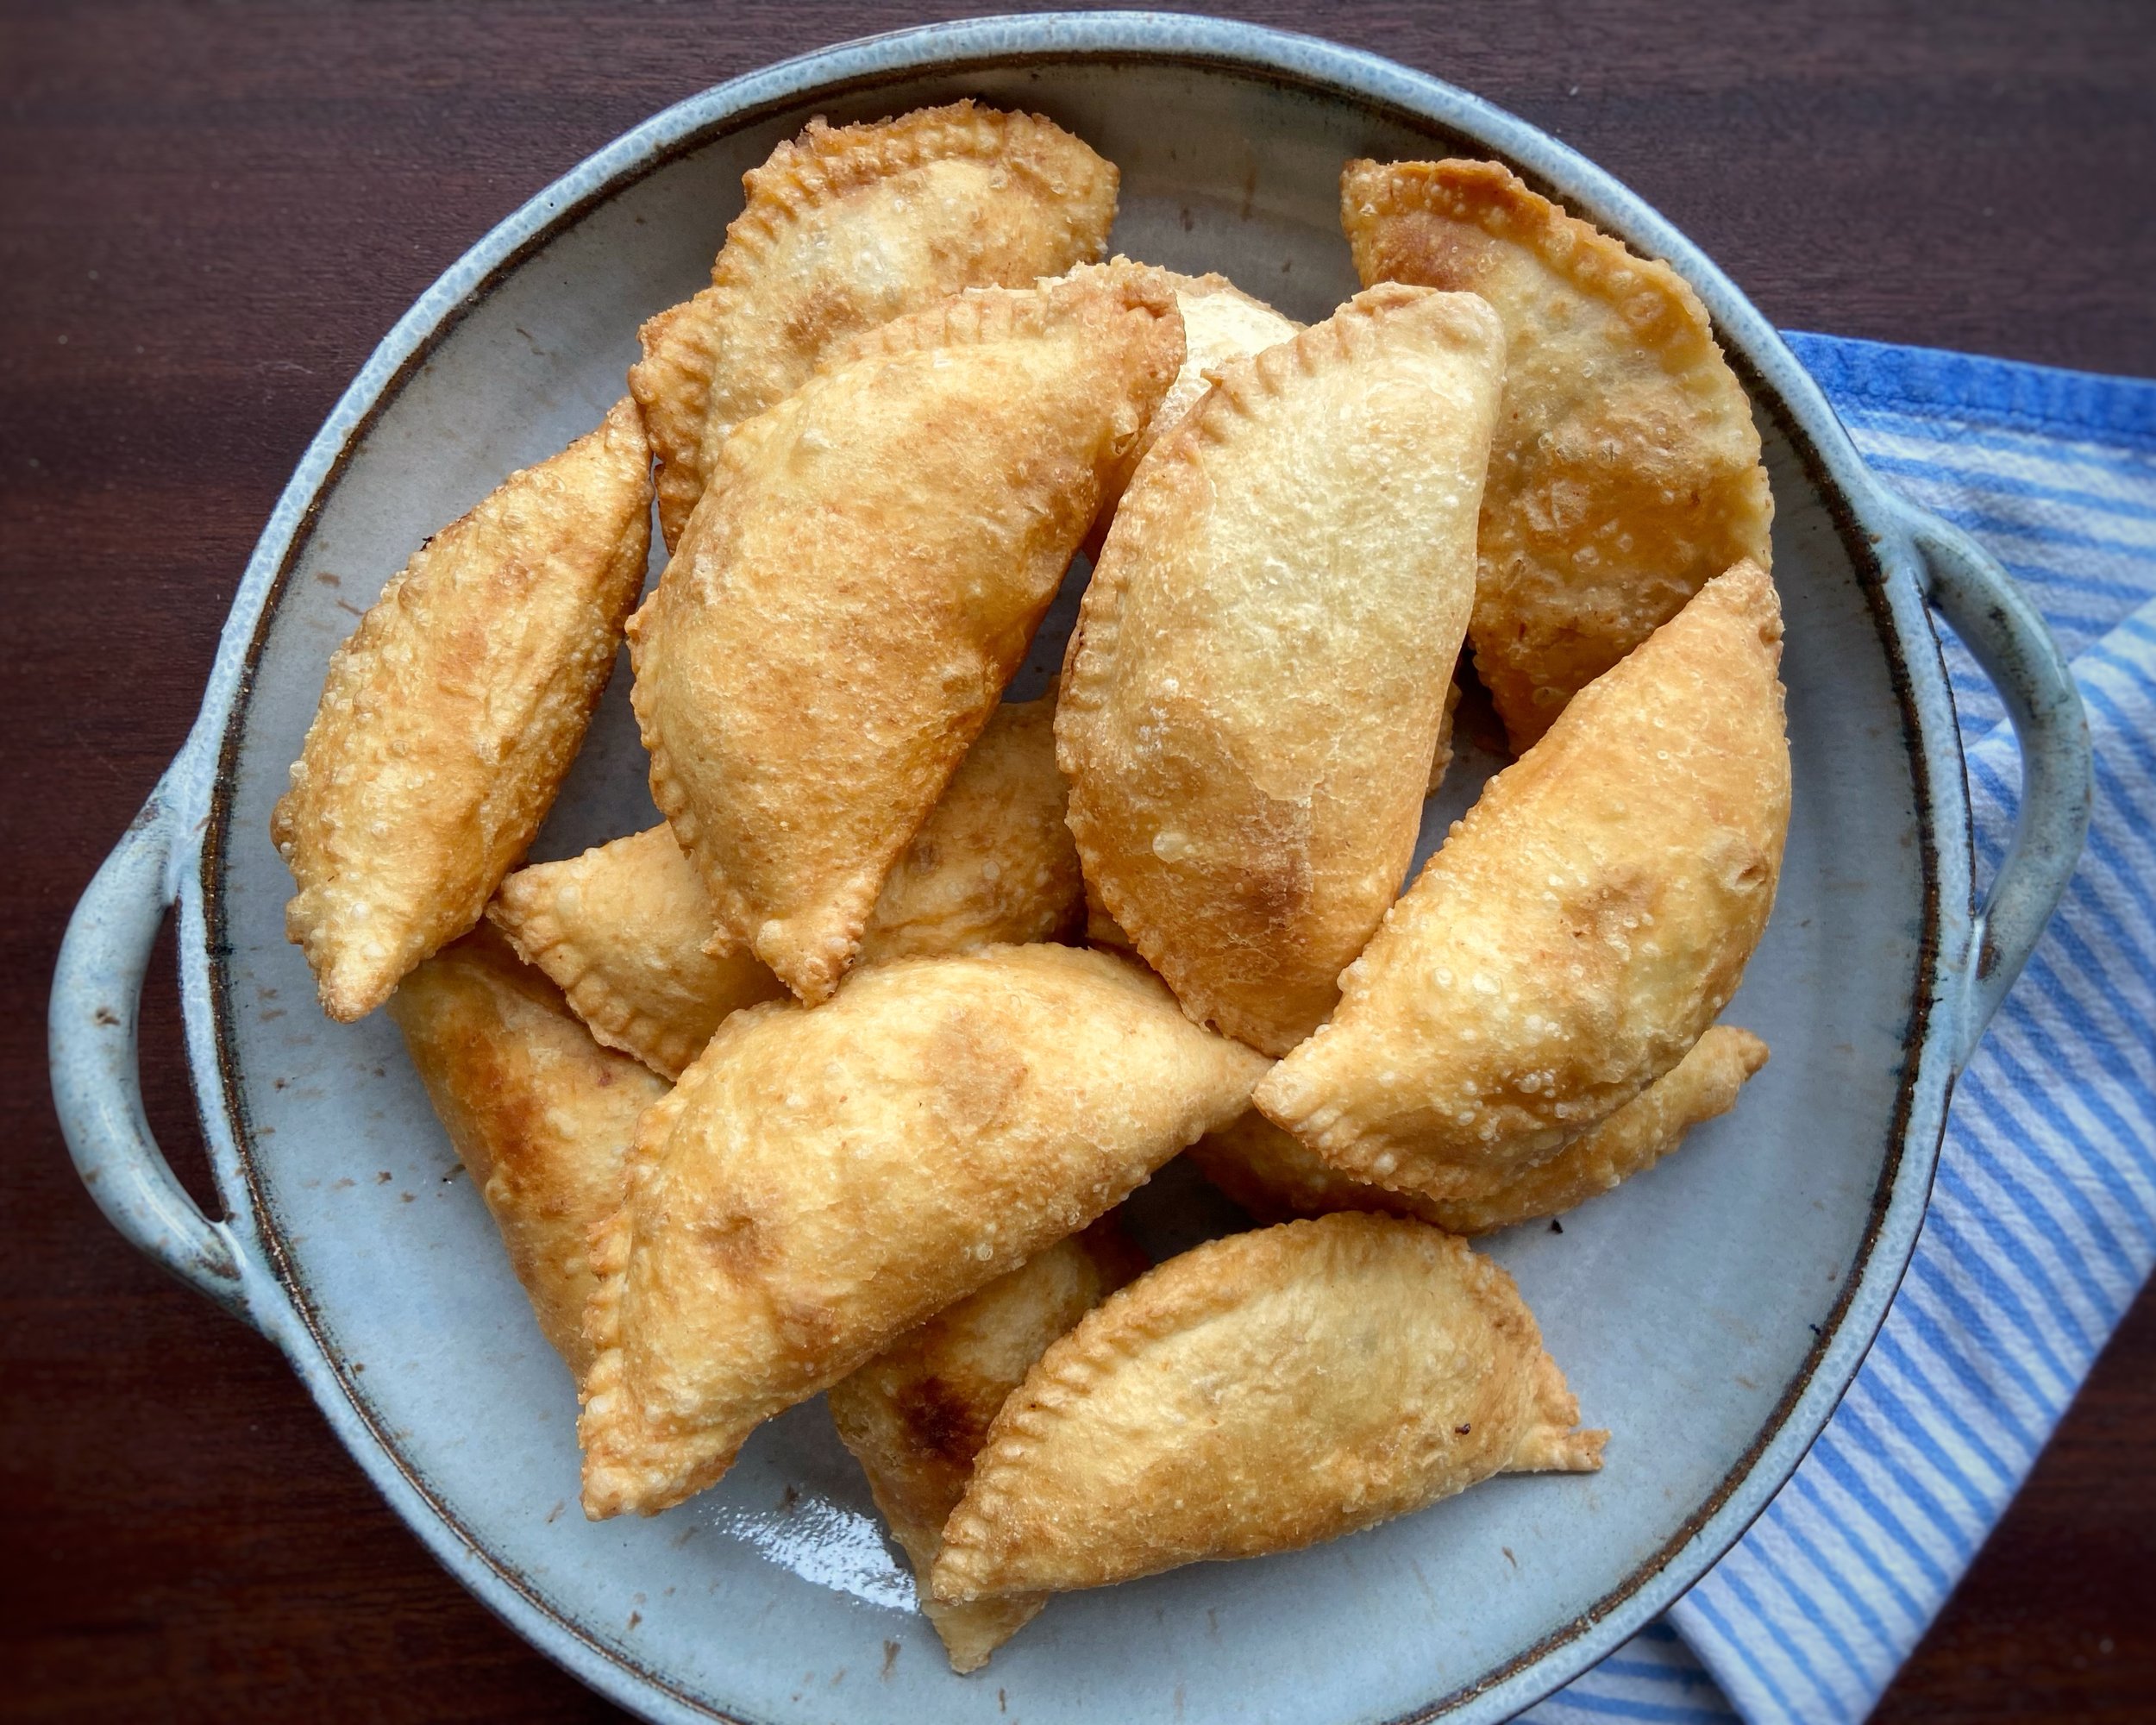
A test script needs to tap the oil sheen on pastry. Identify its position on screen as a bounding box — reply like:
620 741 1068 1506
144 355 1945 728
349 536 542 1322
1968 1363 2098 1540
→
1343 157 1775 750
629 102 1118 547
387 925 668 1379
1059 284 1504 1055
828 1221 1146 1672
489 699 1081 1080
1255 563 1789 1202
273 398 652 1021
630 270 1181 1005
931 1213 1603 1601
577 944 1264 1518
1194 1025 1767 1233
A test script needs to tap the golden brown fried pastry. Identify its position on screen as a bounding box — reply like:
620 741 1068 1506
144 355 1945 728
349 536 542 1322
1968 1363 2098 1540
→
931 1213 1602 1601
1194 1025 1767 1233
630 102 1118 547
1255 564 1789 1202
1072 264 1302 551
578 944 1265 1517
490 699 1081 1079
387 925 668 1378
488 827 787 1082
1059 285 1504 1055
1343 158 1774 749
273 398 652 1021
630 271 1181 1004
828 1222 1146 1672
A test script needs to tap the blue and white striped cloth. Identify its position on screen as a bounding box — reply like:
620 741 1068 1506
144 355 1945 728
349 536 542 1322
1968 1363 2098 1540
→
1533 334 2156 1725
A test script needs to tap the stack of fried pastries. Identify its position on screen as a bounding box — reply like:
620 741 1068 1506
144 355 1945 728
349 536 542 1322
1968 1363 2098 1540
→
276 102 1788 1674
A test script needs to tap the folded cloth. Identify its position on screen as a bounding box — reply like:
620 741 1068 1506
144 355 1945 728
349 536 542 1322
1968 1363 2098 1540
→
1531 334 2156 1725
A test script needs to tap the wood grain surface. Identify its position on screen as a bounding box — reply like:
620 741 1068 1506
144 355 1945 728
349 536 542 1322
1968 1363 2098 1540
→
4 3 2152 1720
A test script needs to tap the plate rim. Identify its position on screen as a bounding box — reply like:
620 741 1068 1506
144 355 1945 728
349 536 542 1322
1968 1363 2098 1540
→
163 14 1971 1723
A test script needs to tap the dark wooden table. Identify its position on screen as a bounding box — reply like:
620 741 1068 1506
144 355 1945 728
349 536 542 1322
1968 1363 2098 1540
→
5 3 2152 1720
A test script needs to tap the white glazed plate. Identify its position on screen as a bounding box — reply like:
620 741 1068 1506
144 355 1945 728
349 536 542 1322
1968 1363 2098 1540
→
53 16 2090 1725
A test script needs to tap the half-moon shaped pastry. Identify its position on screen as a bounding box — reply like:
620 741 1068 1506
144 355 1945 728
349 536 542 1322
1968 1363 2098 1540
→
1255 563 1789 1202
489 699 1081 1079
828 1221 1146 1672
273 398 652 1021
1194 1025 1768 1233
1343 158 1775 750
1075 263 1303 553
1059 285 1504 1055
630 270 1181 1004
630 102 1118 547
489 826 787 1083
578 944 1265 1518
931 1213 1603 1602
388 925 668 1379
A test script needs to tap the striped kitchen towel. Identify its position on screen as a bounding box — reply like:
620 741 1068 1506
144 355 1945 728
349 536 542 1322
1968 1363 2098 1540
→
1532 334 2156 1725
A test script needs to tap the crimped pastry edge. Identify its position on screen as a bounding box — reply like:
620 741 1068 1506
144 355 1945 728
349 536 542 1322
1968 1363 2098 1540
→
1340 156 1738 387
486 853 707 1083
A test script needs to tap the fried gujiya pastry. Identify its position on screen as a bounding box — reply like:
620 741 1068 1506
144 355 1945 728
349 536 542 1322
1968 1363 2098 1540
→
1193 1024 1768 1234
931 1213 1604 1601
273 398 652 1021
387 925 668 1379
630 270 1182 1004
1255 563 1789 1203
630 102 1118 548
577 944 1265 1518
829 1222 1147 1672
490 699 1082 1080
1060 284 1505 1056
491 827 787 1083
1343 158 1774 750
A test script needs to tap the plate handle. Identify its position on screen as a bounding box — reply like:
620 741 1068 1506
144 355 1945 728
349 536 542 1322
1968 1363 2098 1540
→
1899 503 2092 1070
50 781 260 1328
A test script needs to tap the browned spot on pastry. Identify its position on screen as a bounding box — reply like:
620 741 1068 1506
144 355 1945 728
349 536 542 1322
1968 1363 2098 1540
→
697 1212 771 1278
897 1373 987 1466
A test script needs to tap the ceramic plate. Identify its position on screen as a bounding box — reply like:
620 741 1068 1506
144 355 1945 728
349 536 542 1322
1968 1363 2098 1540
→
53 16 2088 1725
